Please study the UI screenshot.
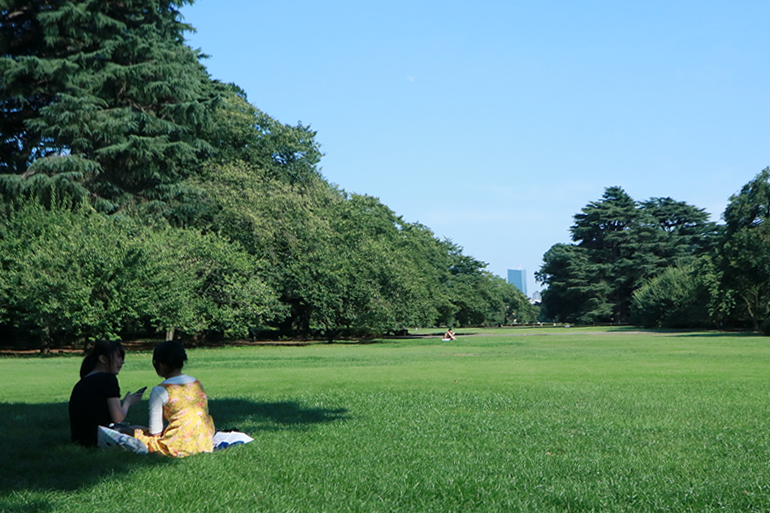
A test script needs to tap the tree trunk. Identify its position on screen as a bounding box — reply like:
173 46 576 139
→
166 327 175 341
40 327 51 354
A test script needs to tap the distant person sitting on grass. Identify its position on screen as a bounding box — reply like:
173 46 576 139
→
133 341 216 457
443 328 457 341
69 340 146 447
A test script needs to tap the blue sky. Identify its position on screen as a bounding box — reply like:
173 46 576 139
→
182 0 770 294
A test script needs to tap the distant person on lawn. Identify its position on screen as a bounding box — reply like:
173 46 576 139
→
69 340 145 447
443 328 457 341
133 341 215 457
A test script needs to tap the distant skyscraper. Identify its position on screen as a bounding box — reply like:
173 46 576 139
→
507 268 527 296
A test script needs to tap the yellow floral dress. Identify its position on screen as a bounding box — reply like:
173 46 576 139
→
134 380 215 457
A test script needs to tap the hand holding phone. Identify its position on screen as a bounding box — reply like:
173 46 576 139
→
123 386 147 408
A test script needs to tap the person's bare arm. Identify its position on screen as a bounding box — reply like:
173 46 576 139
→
107 388 146 424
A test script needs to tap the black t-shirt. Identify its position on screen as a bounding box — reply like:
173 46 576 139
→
69 372 120 447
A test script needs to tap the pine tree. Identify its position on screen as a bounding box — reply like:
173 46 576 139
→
0 0 217 209
538 187 716 324
570 186 648 323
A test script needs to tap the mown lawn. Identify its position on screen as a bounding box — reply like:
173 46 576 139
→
2 327 770 512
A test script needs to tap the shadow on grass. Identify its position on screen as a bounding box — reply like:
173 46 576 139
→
0 401 175 511
0 398 349 511
383 331 480 339
669 331 763 338
586 327 763 338
210 398 350 433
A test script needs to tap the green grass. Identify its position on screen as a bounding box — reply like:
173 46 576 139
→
2 327 770 512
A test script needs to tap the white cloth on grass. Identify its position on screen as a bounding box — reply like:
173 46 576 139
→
97 426 148 454
213 431 254 450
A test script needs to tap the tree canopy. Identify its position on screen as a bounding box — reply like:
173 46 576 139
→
539 171 770 333
718 168 770 330
0 0 525 348
537 187 717 325
1 0 219 207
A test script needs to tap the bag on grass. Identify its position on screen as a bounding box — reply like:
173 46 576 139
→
97 426 148 454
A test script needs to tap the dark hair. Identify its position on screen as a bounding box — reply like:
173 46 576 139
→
80 340 125 378
152 340 187 370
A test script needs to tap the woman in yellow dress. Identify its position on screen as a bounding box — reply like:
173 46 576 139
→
134 341 215 457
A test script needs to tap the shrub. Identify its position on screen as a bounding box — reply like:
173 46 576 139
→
630 263 713 329
0 198 282 349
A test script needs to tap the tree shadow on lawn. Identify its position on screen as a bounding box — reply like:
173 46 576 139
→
668 331 763 338
0 402 175 507
209 398 350 434
0 399 349 510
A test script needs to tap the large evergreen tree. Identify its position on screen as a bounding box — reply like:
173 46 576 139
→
571 186 650 323
538 187 716 324
0 0 217 208
640 197 717 262
537 242 609 324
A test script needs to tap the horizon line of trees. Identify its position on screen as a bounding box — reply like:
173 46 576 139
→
0 0 536 349
536 169 770 334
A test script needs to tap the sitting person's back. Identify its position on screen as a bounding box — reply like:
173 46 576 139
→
133 341 215 457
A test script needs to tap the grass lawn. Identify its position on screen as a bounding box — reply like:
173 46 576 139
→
2 327 770 512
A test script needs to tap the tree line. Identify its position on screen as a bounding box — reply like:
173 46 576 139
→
0 0 536 349
536 169 770 333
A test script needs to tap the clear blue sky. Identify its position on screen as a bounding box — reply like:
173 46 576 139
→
182 0 770 295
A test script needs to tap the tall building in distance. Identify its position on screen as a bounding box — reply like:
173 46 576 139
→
507 268 527 297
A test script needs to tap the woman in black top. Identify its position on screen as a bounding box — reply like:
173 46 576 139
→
68 340 145 447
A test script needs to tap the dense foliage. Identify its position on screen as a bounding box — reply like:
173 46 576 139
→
718 168 770 330
0 0 532 348
0 198 281 347
538 170 770 332
536 187 715 324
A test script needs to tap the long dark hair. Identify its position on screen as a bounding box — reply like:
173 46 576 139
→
80 340 125 378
